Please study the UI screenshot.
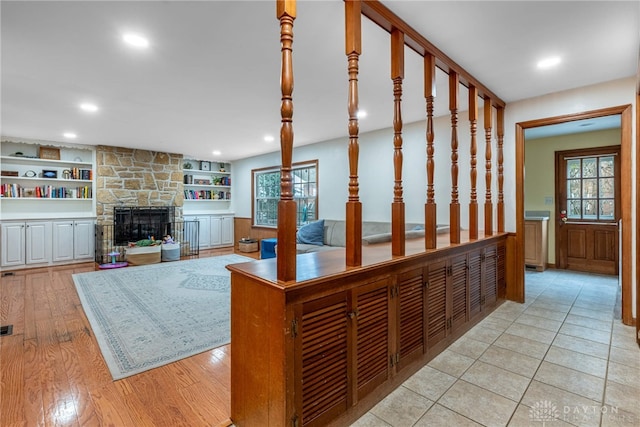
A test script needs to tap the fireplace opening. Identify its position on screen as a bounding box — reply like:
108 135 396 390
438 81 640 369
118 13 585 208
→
114 206 176 245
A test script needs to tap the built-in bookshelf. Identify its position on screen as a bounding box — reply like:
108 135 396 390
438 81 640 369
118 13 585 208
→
182 159 231 203
0 139 96 219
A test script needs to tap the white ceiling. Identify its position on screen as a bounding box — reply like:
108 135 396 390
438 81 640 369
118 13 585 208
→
1 1 638 162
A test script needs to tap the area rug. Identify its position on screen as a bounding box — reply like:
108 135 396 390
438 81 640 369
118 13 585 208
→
72 254 253 380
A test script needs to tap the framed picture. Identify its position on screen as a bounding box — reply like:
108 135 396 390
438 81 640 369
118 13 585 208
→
200 161 211 171
39 146 61 160
194 178 211 185
42 169 58 179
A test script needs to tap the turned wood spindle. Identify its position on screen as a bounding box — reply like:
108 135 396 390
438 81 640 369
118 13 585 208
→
449 71 460 244
468 85 478 240
391 28 405 256
424 54 437 249
484 97 494 236
497 106 505 232
345 0 362 266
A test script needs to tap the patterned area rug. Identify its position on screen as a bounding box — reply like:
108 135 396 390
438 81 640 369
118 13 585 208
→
72 254 253 380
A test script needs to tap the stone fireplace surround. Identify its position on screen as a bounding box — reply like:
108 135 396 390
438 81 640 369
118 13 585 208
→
95 145 184 225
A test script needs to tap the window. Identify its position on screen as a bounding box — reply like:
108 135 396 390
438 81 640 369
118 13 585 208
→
565 154 616 220
252 160 318 227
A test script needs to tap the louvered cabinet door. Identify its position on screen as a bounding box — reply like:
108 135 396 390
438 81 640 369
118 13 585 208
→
353 278 392 400
397 268 426 370
497 242 506 299
295 292 349 427
426 260 448 349
468 249 482 319
450 254 468 332
482 245 498 307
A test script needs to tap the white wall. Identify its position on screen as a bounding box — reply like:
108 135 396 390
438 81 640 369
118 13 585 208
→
233 106 496 229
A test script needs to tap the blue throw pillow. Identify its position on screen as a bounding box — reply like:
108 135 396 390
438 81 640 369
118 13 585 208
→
297 220 325 245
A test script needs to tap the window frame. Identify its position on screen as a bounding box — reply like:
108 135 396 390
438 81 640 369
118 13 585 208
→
251 160 319 229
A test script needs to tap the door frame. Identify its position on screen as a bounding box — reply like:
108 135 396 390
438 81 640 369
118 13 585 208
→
515 104 633 325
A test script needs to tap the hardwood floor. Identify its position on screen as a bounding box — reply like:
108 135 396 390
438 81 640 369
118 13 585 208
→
0 248 249 427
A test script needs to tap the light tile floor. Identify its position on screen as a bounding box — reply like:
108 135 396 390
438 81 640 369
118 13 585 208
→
352 269 640 427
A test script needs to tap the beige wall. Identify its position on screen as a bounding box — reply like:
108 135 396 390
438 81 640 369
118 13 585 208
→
524 128 621 264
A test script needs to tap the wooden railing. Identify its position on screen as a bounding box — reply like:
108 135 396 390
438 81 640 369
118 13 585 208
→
275 0 506 280
229 3 514 425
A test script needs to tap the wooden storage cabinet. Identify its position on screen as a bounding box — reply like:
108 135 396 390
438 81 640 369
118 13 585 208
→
230 237 506 427
293 276 392 427
524 219 548 271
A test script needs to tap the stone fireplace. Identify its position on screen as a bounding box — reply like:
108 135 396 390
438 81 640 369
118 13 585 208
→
95 146 184 225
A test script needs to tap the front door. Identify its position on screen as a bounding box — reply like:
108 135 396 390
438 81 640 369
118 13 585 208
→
555 145 620 275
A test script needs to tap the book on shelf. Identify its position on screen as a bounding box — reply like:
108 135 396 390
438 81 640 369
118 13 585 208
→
0 183 92 199
183 189 231 200
71 168 93 180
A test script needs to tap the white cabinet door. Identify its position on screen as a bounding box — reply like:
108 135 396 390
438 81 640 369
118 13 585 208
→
210 216 222 247
74 220 94 259
1 222 25 267
52 221 75 262
184 216 210 249
210 215 234 247
221 216 234 245
25 221 51 264
198 216 211 248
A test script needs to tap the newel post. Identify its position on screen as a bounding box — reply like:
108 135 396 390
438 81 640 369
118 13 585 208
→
345 0 362 267
277 0 297 282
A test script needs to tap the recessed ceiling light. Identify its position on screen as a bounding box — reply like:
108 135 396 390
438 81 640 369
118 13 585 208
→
537 56 561 70
122 33 149 48
63 132 77 139
357 110 367 119
212 150 222 156
79 103 98 112
264 135 275 142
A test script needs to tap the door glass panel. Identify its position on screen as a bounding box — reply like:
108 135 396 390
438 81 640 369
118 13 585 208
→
567 159 581 178
568 180 581 198
599 200 614 219
564 153 616 221
582 179 597 198
583 200 597 219
599 157 614 177
599 178 614 198
568 200 581 218
582 158 597 178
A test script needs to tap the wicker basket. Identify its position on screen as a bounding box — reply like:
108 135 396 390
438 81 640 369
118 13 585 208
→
126 245 161 265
